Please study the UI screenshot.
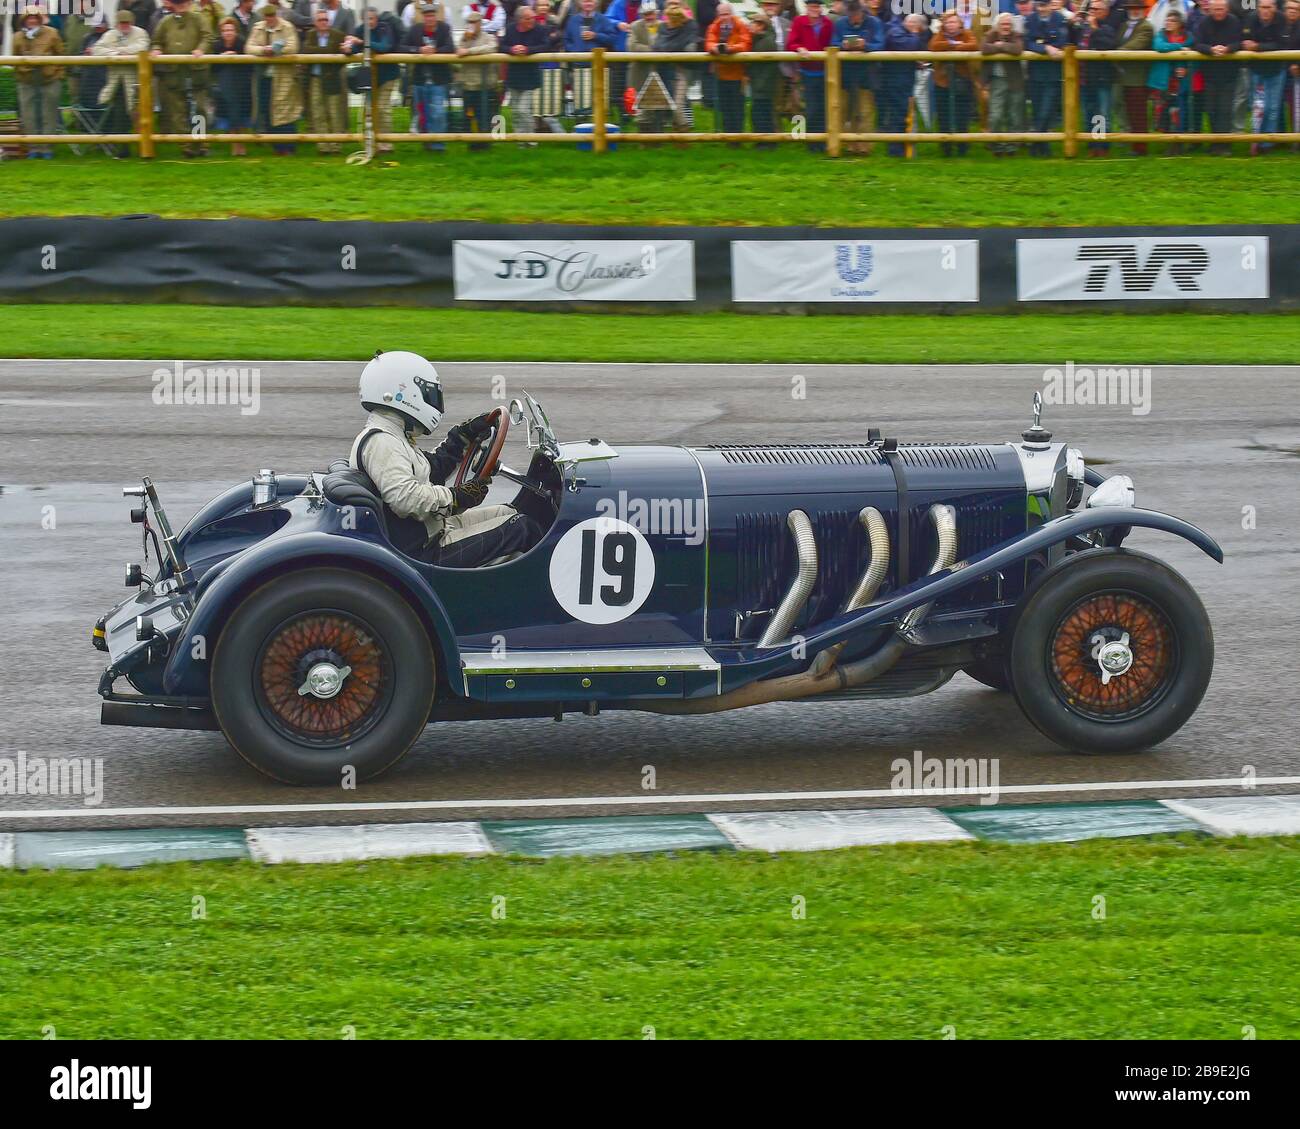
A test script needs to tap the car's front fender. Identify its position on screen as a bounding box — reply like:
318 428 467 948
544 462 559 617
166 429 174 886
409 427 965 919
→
162 530 462 697
724 507 1222 687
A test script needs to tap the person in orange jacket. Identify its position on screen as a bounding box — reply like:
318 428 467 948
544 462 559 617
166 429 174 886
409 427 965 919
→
706 2 752 136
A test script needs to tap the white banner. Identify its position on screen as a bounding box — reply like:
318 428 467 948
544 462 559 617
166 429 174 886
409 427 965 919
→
1017 236 1269 301
730 240 979 303
453 240 695 302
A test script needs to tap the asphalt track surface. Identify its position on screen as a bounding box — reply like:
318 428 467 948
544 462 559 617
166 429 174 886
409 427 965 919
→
1 359 1297 830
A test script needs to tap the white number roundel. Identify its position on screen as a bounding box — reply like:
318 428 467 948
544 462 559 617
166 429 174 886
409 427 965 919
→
548 517 655 624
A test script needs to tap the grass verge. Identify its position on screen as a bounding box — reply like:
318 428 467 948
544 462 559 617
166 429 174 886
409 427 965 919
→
1 836 1297 1038
9 306 1297 364
4 146 1298 227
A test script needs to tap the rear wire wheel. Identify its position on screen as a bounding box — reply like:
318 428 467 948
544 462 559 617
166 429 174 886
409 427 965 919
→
212 569 435 784
1008 550 1213 754
256 611 394 745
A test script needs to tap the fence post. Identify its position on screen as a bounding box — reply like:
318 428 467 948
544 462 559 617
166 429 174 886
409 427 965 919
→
137 52 155 159
370 55 382 147
825 46 842 157
592 48 608 154
1062 45 1078 158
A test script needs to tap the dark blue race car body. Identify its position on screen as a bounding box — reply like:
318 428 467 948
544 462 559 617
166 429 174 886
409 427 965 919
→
95 394 1221 782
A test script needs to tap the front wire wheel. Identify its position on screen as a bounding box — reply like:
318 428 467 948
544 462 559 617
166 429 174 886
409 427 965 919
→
1008 550 1213 754
1048 591 1177 722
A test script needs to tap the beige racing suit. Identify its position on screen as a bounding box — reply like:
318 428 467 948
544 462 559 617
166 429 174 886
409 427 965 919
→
349 408 533 566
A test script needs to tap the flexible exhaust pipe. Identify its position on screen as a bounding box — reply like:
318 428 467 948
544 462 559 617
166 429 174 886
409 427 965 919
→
758 510 818 648
639 504 957 716
843 507 891 613
901 503 958 633
831 503 957 687
810 507 889 677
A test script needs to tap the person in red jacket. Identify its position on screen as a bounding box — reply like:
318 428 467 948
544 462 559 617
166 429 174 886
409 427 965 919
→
789 0 833 149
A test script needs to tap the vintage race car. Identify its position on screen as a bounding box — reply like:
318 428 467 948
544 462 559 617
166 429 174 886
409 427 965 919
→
94 392 1220 785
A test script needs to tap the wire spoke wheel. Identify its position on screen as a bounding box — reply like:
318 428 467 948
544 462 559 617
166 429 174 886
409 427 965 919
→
213 569 435 784
256 610 393 746
1048 590 1177 723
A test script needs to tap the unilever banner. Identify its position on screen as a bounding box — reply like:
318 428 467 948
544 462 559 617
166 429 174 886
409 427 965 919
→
1017 236 1270 301
730 239 980 303
453 239 695 302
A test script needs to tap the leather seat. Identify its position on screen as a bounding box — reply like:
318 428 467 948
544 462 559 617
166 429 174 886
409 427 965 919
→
322 462 390 540
321 458 428 556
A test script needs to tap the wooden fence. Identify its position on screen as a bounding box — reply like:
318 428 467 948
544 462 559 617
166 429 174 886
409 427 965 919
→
3 48 1298 158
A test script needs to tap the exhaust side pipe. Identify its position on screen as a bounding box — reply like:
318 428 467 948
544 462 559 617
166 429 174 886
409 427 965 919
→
899 504 958 633
810 507 889 677
843 507 891 614
639 504 957 716
832 504 958 687
758 510 818 648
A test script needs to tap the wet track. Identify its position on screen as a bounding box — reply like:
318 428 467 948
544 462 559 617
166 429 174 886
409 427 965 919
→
1 359 1297 830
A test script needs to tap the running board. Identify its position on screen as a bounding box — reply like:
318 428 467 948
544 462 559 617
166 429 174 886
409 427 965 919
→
459 647 721 702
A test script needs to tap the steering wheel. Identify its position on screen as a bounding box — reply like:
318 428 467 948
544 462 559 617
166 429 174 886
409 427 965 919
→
454 407 510 487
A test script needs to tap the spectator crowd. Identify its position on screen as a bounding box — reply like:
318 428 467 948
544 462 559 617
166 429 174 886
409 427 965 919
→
6 0 1299 157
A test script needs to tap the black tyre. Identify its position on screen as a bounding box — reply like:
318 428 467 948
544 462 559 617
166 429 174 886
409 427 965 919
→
1008 549 1213 754
211 568 435 785
963 657 1011 692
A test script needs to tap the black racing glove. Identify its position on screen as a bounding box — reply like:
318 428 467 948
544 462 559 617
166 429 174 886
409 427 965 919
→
434 416 495 483
451 477 489 513
460 412 496 440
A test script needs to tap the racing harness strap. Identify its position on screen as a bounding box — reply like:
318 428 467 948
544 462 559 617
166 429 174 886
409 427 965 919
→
352 429 437 558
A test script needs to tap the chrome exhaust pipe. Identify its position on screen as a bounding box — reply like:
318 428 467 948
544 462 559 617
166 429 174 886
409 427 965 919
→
640 504 958 716
827 504 958 691
843 507 891 614
810 507 889 677
758 510 818 648
899 504 958 634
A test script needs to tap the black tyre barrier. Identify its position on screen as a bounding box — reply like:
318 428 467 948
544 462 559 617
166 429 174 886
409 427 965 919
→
0 217 1293 312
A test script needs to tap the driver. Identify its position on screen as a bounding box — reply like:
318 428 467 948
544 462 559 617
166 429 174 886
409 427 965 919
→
351 350 542 567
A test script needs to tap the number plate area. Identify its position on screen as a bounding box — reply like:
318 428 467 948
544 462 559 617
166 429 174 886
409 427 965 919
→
461 647 721 702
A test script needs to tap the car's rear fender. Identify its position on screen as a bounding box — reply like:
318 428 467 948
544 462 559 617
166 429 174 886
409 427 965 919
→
162 475 310 585
161 530 462 697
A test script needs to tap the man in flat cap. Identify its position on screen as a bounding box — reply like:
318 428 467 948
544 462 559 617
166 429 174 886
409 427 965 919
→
150 0 210 157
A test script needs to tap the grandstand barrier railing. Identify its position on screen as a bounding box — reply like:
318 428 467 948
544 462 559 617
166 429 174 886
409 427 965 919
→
2 48 1298 158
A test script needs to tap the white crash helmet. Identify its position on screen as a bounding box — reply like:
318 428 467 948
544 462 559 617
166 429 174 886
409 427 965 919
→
358 350 444 434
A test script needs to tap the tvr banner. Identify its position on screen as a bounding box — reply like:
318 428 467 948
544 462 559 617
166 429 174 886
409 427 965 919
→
730 239 980 303
1017 236 1269 301
453 239 695 302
